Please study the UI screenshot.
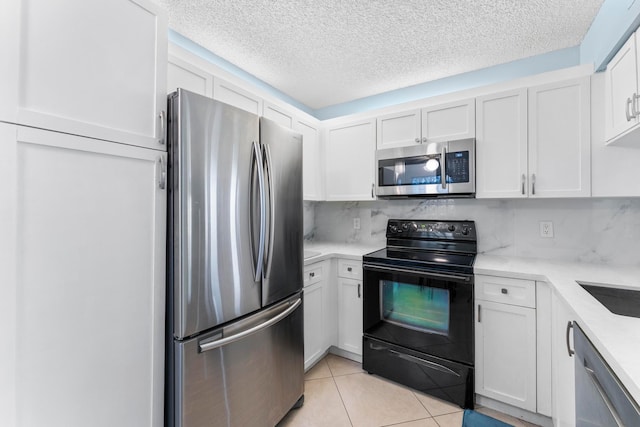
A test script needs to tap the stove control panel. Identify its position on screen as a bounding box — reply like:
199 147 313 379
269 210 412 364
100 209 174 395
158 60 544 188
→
386 219 476 240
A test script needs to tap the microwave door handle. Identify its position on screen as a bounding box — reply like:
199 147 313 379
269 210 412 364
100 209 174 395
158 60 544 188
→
441 147 447 190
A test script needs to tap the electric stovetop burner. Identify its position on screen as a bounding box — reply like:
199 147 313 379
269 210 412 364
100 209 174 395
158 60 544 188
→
363 219 477 275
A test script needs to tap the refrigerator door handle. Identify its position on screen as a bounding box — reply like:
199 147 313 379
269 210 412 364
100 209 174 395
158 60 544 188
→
263 142 276 279
198 297 302 353
252 141 266 282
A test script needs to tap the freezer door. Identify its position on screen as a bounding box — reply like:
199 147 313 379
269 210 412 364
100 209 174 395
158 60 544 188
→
172 293 304 427
260 118 303 306
171 90 262 339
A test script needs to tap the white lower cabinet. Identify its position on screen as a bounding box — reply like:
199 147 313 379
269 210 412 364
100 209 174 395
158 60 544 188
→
303 260 330 370
1 124 166 427
475 275 538 413
551 290 576 427
337 259 363 355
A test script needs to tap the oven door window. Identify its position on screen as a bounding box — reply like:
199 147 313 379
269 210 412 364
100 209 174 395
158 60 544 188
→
363 267 473 365
382 280 449 335
378 155 441 186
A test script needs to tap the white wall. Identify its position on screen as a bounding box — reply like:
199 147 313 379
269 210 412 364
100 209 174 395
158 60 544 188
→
308 198 640 267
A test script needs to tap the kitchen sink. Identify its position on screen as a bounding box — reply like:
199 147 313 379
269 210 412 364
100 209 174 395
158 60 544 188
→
577 281 640 318
304 250 321 259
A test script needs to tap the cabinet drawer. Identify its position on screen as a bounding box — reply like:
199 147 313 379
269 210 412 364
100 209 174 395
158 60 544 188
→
303 262 325 287
476 275 536 308
338 259 362 280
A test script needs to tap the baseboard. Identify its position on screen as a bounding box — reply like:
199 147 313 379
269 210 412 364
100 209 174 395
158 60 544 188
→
475 395 553 427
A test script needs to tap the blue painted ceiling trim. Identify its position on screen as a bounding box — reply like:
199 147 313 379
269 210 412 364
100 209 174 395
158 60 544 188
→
168 30 315 116
580 0 640 72
314 46 580 120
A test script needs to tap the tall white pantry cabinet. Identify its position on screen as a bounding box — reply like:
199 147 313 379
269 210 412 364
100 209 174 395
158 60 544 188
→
0 1 168 427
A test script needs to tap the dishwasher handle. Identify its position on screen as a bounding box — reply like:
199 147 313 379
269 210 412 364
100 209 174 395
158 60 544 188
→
199 298 301 352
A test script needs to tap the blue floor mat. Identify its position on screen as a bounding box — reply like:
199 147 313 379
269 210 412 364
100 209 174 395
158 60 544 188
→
462 409 513 427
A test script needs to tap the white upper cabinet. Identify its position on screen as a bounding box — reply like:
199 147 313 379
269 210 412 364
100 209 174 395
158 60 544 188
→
213 78 263 115
477 78 590 198
421 99 475 142
376 109 422 149
1 0 167 150
295 119 324 200
604 32 640 144
324 119 376 201
376 99 475 149
263 102 294 128
528 77 591 198
476 89 528 198
167 55 213 97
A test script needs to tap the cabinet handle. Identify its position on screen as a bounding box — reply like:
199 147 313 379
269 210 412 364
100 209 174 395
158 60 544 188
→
531 173 536 195
309 272 315 278
566 321 574 357
159 110 166 145
371 183 375 198
501 288 508 294
158 155 167 190
633 93 640 118
357 283 361 298
347 267 352 272
477 304 481 323
626 97 634 122
422 137 427 143
521 174 526 195
414 137 420 143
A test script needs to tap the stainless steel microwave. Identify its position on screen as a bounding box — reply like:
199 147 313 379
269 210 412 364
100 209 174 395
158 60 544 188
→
376 138 475 198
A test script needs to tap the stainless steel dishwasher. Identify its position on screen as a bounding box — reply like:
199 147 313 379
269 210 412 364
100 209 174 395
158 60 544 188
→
574 322 640 426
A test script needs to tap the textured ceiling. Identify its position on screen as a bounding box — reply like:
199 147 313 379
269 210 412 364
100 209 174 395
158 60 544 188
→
155 0 605 110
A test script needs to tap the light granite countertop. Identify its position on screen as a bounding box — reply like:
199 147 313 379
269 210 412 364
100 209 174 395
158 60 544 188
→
303 241 382 265
304 242 640 405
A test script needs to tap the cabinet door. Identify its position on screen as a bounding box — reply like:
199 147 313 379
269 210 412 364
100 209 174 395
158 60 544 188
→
324 119 376 201
338 277 363 355
304 281 325 370
13 0 167 150
475 300 537 412
421 99 475 143
376 109 421 149
551 292 576 427
0 0 19 123
213 78 263 115
295 119 324 200
604 33 639 142
475 89 528 198
3 125 166 427
528 77 591 197
167 55 213 97
263 102 294 128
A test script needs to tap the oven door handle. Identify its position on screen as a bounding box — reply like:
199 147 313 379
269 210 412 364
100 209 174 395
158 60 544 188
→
363 264 472 282
388 349 460 377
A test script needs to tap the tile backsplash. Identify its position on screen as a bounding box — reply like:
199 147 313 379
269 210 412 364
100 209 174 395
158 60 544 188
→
305 198 640 266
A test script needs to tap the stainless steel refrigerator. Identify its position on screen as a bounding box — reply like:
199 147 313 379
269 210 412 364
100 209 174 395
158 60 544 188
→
166 89 304 427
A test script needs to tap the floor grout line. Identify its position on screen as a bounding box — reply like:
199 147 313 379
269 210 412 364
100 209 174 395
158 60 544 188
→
331 367 355 427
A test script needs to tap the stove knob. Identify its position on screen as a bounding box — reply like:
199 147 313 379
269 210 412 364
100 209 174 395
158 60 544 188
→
409 222 418 232
401 223 409 231
448 225 456 232
461 227 469 236
389 225 398 233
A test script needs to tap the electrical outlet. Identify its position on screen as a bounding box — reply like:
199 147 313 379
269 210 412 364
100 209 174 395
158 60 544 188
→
539 221 554 238
353 217 361 230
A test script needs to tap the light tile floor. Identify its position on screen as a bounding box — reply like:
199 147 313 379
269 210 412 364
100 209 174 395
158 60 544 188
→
278 354 540 427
